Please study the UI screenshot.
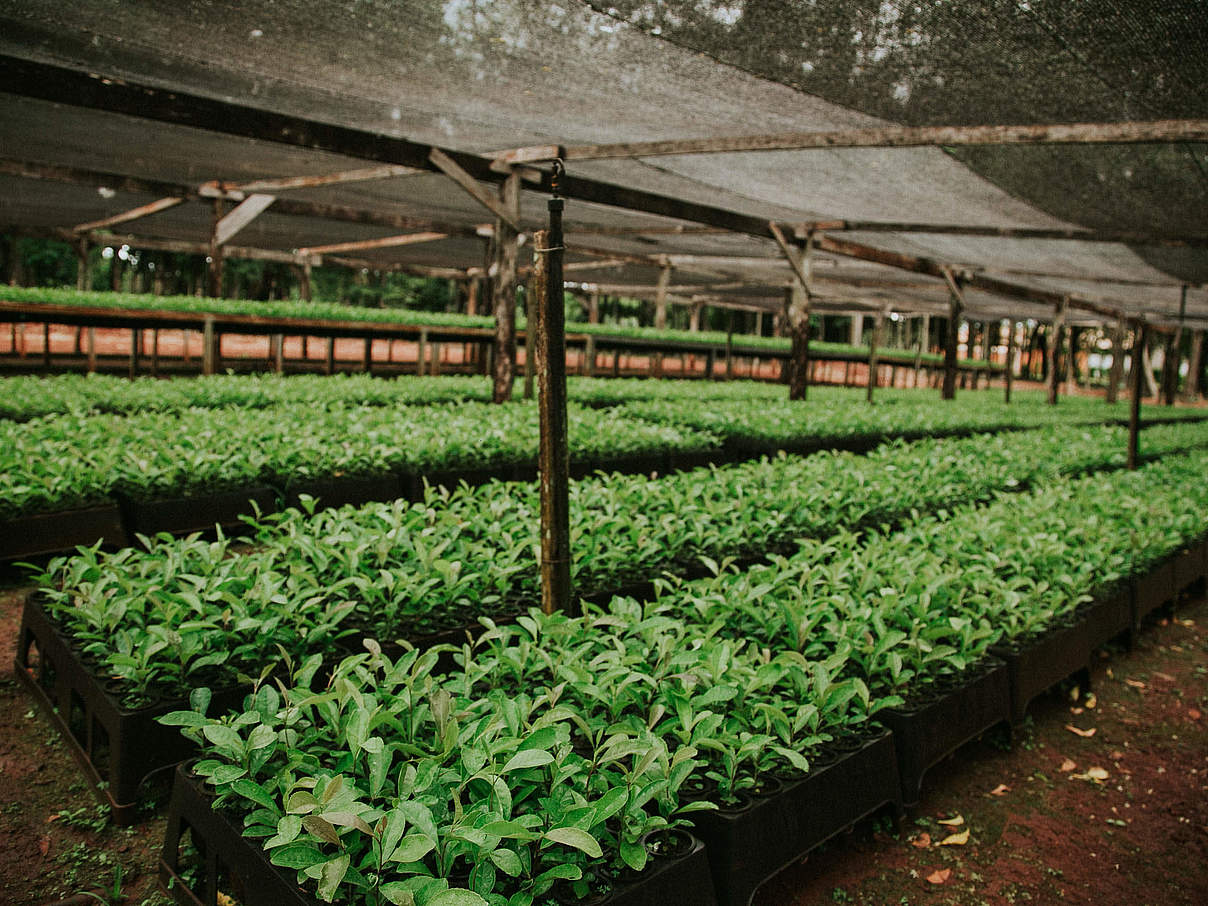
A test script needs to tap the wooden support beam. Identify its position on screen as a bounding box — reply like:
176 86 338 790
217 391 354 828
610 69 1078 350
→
653 259 671 376
417 328 428 377
523 278 536 400
534 216 573 615
795 220 1208 249
1163 286 1188 405
272 334 285 374
770 223 813 400
554 119 1208 161
213 193 276 246
1004 320 1017 404
491 171 521 403
941 269 964 400
222 164 421 193
207 200 224 298
913 314 929 386
1185 330 1204 402
73 196 184 234
429 148 521 231
75 239 90 291
296 232 447 256
867 307 886 403
201 316 217 375
1106 318 1126 404
86 327 96 373
1129 323 1147 470
296 261 313 301
324 336 335 375
1048 298 1068 405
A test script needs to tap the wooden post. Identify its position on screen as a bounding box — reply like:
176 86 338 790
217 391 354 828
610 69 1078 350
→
725 311 734 380
523 278 536 399
1004 320 1016 404
1106 318 1126 404
1184 330 1204 402
416 328 427 377
705 348 715 380
652 260 671 376
85 327 97 373
42 323 51 369
128 328 140 379
324 336 335 375
1065 325 1079 396
273 333 285 374
363 336 373 374
866 308 884 403
689 302 703 332
588 290 600 324
534 213 572 614
941 273 963 400
431 340 441 376
492 171 521 403
207 199 224 298
297 261 313 302
75 239 91 291
151 329 160 376
1047 297 1067 405
1164 285 1188 405
784 239 812 400
583 334 596 377
1129 323 1147 470
465 278 479 316
913 314 928 386
849 313 863 346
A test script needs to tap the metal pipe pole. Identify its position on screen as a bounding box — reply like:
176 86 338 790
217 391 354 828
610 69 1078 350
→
535 177 573 615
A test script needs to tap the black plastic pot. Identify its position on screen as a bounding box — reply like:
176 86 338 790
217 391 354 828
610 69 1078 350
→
599 832 717 906
690 728 900 906
15 593 249 825
666 449 721 473
1171 544 1206 595
118 485 276 538
569 453 667 480
408 464 510 497
993 621 1092 725
878 659 1010 808
0 503 129 560
281 473 403 511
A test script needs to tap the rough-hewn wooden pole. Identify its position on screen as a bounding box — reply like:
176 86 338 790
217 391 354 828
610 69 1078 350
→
1047 297 1067 405
75 239 90 291
867 309 884 403
653 259 671 377
523 277 536 399
492 171 520 403
207 199 224 298
1129 322 1147 470
534 213 573 615
941 274 963 400
1106 318 1126 404
1004 320 1016 403
202 315 216 375
273 334 285 374
784 242 811 400
913 314 928 386
1164 285 1188 405
1185 330 1204 402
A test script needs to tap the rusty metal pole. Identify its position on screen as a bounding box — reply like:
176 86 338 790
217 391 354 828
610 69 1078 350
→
1128 322 1147 470
535 176 573 615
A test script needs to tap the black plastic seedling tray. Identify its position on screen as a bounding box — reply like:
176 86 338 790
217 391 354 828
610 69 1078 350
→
878 659 1010 808
282 473 403 511
1170 543 1206 595
1079 586 1133 652
1132 559 1177 630
118 485 277 538
690 728 900 906
0 503 129 560
994 621 1092 726
161 764 718 906
14 593 249 825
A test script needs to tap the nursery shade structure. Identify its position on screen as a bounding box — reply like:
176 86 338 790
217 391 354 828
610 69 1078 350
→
0 0 1207 328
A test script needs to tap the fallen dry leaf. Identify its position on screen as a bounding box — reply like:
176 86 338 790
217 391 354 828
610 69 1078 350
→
1085 693 1098 709
988 783 1010 797
38 836 50 856
1060 759 1077 772
1070 706 1085 715
912 832 932 848
926 868 952 885
939 829 971 846
1189 708 1202 721
1065 724 1097 738
1153 672 1176 683
1125 679 1146 690
1087 766 1110 780
936 814 965 827
1109 750 1125 761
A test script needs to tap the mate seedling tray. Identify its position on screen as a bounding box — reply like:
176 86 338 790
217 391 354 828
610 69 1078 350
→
14 592 249 824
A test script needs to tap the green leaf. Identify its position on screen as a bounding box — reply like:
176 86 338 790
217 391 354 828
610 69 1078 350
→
501 749 554 774
247 724 277 750
230 778 278 811
427 890 488 906
269 841 325 870
489 847 523 877
389 833 436 863
302 815 342 847
201 724 243 753
316 853 350 902
189 687 212 715
158 710 209 727
544 826 602 859
379 883 416 906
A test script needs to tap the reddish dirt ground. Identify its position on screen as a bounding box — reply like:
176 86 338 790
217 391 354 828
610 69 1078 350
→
1 579 1204 906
